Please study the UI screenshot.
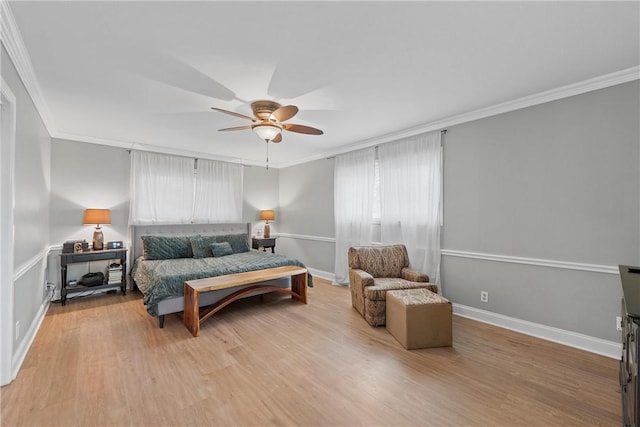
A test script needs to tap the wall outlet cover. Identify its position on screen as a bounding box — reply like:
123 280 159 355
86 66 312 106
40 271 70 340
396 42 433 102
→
480 291 489 303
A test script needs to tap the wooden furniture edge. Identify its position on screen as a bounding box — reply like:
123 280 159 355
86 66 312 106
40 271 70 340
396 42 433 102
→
183 266 308 337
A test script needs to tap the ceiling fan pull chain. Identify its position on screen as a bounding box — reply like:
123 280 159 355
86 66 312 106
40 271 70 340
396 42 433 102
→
265 139 269 170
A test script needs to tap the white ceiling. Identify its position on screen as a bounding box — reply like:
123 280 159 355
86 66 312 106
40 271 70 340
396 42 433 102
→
6 1 640 168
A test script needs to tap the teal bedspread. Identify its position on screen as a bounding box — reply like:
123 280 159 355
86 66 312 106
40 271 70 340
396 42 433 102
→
132 251 313 316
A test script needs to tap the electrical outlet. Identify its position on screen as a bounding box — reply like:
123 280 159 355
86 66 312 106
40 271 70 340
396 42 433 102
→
15 321 19 339
480 291 489 303
617 316 623 331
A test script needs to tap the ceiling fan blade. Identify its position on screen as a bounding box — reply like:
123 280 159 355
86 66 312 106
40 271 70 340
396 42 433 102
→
211 107 254 121
271 133 282 143
218 125 252 131
283 123 324 135
270 105 299 122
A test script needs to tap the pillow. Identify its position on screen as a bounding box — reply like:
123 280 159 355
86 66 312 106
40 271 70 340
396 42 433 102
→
190 235 218 258
213 234 249 254
210 242 233 257
141 235 193 260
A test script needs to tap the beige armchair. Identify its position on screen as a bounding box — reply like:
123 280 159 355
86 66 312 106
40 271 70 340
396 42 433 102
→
348 244 438 326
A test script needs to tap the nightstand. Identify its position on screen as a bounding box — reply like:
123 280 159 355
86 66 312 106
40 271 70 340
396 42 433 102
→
252 237 277 253
59 248 127 305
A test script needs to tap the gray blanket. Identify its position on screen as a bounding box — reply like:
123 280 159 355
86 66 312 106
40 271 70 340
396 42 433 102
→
132 251 313 316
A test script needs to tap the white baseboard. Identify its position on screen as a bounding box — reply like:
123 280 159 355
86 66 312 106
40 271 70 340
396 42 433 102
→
12 293 51 380
308 268 335 283
453 303 621 359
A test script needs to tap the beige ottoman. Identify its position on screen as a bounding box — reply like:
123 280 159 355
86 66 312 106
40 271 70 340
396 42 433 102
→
386 288 452 350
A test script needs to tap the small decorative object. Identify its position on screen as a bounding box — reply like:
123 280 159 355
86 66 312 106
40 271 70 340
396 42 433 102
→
259 210 275 238
106 241 123 249
83 208 111 250
64 240 88 253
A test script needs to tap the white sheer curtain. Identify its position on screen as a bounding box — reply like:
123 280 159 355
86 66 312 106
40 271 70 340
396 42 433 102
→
193 158 243 222
378 131 442 285
129 151 243 225
129 151 195 225
333 147 376 284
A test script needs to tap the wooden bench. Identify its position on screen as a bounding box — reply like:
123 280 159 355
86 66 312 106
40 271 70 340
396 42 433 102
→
183 266 308 337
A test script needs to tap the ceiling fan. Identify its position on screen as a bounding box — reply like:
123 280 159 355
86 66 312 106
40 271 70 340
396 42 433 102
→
211 100 323 144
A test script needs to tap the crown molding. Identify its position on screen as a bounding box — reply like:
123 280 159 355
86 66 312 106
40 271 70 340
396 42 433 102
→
0 0 56 134
278 66 640 169
52 131 268 167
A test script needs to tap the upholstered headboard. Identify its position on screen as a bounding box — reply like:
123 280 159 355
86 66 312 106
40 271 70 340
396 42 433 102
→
131 223 251 261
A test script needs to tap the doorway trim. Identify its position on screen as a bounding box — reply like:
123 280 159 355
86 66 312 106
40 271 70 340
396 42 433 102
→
1 77 16 385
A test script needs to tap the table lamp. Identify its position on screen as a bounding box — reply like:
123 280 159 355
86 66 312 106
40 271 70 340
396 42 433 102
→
259 210 275 238
83 208 111 250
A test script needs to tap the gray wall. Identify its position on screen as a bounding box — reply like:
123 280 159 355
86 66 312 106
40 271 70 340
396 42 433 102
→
2 45 51 356
50 139 130 245
441 81 639 342
277 158 335 274
242 165 280 236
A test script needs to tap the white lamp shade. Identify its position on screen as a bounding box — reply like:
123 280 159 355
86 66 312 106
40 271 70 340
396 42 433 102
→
252 124 281 141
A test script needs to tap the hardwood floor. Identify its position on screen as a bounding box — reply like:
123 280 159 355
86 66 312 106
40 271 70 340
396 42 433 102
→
1 279 621 426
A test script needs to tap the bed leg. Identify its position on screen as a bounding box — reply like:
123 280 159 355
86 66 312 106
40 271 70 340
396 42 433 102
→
159 315 165 328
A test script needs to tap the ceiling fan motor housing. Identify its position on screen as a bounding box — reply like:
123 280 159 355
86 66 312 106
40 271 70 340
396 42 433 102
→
251 100 282 121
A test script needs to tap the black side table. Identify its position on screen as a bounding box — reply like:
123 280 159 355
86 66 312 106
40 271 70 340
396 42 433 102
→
252 237 277 253
59 248 127 305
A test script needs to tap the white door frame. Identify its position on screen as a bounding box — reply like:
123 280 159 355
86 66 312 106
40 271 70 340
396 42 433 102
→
1 78 16 385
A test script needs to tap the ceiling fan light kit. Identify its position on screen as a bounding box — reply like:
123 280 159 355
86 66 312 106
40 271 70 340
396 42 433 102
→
212 99 324 169
252 123 281 141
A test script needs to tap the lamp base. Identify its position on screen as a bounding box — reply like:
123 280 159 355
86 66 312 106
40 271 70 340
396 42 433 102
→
263 223 270 239
93 228 104 250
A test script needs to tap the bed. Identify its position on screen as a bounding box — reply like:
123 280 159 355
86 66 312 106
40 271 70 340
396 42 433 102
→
130 223 313 327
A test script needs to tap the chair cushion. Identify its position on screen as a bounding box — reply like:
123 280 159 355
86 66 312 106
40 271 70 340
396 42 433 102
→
387 288 450 305
364 278 431 301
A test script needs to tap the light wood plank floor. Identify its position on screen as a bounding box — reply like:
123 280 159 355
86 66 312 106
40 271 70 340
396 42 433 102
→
1 279 621 426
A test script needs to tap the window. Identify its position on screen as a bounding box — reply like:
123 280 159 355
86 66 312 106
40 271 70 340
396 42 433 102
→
129 151 243 224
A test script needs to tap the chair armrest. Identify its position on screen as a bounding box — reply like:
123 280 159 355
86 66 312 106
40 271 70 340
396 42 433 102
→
349 268 374 292
401 267 429 283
